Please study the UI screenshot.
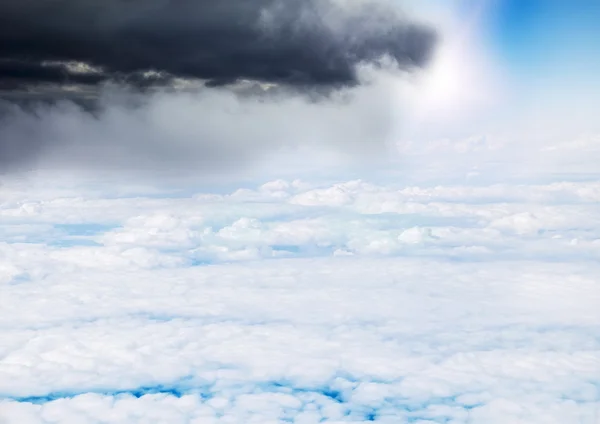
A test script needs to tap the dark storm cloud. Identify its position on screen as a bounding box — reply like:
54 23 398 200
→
0 0 437 91
0 1 438 177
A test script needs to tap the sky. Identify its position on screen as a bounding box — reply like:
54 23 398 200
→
485 0 600 123
1 1 600 423
490 0 600 68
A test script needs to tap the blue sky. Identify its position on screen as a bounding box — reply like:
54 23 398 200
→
404 0 600 143
483 0 600 78
418 0 600 78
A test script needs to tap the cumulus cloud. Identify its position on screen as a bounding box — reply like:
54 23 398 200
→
2 3 600 420
0 257 599 423
1 162 600 423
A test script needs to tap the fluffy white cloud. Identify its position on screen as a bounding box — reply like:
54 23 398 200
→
1 169 600 423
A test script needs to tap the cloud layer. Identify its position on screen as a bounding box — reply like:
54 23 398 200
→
1 170 599 423
0 0 436 92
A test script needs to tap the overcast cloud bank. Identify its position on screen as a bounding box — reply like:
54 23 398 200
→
1 167 600 423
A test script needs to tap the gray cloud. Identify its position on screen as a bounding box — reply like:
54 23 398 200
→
0 0 436 91
0 79 398 176
0 1 436 176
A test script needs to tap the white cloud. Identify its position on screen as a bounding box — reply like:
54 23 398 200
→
2 3 600 421
1 170 600 423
